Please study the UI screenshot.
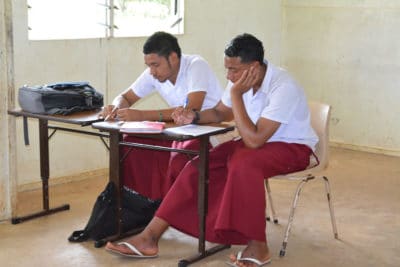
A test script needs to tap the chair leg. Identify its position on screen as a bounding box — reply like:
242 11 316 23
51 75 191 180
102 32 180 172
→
265 180 278 224
279 178 311 257
322 176 339 239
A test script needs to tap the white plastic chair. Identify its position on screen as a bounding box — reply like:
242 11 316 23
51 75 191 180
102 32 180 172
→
265 101 339 257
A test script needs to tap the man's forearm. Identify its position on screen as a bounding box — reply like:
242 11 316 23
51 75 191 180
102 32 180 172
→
197 108 225 124
231 93 253 130
112 94 131 108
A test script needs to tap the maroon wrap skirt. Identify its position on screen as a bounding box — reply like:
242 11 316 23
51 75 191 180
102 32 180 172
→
121 135 208 200
156 140 312 245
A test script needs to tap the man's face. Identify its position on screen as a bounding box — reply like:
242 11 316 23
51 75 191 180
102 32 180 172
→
144 53 176 83
224 56 254 83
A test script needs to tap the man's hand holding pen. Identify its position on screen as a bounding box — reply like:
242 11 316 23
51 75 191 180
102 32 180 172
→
172 97 195 125
172 107 196 125
100 105 145 122
100 105 119 121
99 93 133 121
106 105 119 121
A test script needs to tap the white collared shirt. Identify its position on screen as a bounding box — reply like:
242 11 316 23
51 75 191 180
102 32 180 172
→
221 61 318 150
129 54 222 110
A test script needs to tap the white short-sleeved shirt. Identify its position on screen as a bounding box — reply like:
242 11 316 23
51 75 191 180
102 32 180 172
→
129 54 222 110
221 61 318 151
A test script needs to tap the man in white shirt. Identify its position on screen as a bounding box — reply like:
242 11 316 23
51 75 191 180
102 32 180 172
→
101 31 221 123
101 31 222 199
105 33 317 267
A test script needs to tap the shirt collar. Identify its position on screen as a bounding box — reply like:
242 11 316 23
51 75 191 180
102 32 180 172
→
260 60 273 94
174 54 187 85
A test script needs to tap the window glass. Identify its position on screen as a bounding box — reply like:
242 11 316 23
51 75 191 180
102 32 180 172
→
28 0 105 40
27 0 184 40
113 0 183 37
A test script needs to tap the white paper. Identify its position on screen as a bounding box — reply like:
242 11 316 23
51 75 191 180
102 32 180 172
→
163 124 225 136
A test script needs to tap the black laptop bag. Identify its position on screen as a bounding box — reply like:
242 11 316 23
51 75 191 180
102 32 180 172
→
18 81 103 115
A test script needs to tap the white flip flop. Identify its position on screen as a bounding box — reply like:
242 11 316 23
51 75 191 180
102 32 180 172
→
225 250 271 266
105 241 158 258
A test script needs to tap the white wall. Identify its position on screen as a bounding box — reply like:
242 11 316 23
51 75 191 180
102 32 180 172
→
282 0 400 156
9 0 282 187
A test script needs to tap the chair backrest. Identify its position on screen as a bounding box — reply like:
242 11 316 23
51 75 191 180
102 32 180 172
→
308 101 331 170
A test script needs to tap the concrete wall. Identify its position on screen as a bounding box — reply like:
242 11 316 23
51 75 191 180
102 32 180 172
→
282 0 400 156
1 0 17 219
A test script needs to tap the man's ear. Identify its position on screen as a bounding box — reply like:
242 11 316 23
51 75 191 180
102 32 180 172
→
168 52 179 64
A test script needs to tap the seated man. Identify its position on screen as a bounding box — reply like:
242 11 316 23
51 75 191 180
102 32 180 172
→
105 33 318 267
101 31 222 199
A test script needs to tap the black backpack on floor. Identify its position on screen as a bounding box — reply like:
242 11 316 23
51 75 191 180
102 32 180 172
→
68 182 160 243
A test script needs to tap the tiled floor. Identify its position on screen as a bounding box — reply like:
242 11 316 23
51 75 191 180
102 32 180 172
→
0 147 399 267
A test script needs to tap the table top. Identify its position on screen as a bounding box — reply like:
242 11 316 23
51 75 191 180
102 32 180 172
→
8 109 235 140
8 109 103 126
92 121 235 141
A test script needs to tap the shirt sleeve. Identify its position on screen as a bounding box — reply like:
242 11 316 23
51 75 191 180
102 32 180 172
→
129 69 156 98
261 81 301 124
185 58 212 93
221 81 233 107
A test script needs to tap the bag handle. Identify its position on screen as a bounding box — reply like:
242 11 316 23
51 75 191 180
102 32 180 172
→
23 115 30 146
47 81 90 90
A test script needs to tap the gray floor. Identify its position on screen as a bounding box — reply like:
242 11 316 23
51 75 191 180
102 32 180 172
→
0 147 399 267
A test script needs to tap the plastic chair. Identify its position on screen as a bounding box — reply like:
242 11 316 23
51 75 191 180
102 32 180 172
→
265 101 339 257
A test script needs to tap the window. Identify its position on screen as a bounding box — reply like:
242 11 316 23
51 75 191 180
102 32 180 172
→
27 0 184 40
113 0 183 37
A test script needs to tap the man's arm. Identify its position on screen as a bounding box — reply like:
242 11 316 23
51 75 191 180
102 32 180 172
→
101 88 140 121
113 88 140 108
185 91 206 111
231 90 280 148
116 91 207 122
230 67 281 148
198 101 233 123
172 100 233 125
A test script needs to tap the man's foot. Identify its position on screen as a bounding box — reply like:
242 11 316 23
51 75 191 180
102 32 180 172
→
227 241 271 267
105 233 159 258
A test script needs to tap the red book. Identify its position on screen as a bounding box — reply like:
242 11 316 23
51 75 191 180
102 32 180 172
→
120 121 165 133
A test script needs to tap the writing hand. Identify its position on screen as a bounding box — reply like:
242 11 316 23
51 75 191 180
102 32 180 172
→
100 105 118 121
172 107 195 125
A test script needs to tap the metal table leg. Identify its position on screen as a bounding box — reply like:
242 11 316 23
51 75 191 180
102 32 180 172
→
178 136 230 266
12 119 69 224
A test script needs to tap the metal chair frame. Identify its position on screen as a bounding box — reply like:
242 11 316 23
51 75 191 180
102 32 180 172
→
265 102 339 257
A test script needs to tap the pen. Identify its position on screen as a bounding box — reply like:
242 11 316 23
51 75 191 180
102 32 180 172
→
104 105 118 121
183 97 189 109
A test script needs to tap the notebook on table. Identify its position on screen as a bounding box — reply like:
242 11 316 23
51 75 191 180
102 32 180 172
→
163 124 225 136
120 121 166 133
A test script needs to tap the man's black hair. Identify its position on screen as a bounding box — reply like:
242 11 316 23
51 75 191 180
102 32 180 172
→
143 31 182 59
224 33 264 64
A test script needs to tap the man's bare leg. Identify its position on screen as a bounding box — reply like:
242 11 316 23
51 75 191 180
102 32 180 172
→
105 216 169 256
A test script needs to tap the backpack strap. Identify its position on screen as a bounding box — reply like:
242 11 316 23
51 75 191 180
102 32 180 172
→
23 115 30 146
